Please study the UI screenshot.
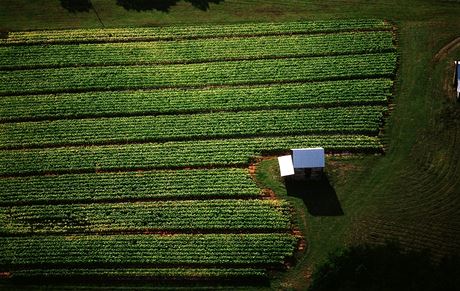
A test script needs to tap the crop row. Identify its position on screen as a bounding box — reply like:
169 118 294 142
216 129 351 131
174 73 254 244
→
0 135 382 176
0 19 391 45
0 106 386 149
5 268 268 281
0 199 291 235
0 53 397 95
0 234 298 266
0 168 260 205
0 79 393 122
0 31 394 69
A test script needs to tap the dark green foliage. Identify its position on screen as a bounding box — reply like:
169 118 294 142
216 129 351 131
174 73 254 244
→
0 135 381 176
0 106 385 149
0 53 397 95
0 234 298 266
0 20 391 45
0 32 394 69
0 199 292 234
0 169 261 204
0 79 392 122
0 19 398 285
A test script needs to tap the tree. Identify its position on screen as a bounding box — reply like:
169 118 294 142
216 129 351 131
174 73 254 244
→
309 243 460 291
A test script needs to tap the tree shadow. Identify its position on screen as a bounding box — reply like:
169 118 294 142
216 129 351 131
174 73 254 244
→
0 29 8 39
309 242 460 291
186 0 224 11
284 174 344 216
116 0 224 12
60 0 93 12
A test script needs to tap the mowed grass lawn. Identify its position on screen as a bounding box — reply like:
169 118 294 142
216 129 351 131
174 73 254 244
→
1 0 460 290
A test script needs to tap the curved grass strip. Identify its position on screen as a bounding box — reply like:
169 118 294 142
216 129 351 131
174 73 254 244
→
0 19 391 45
0 135 382 176
0 199 292 234
0 31 394 69
0 106 386 149
0 169 260 205
0 234 297 266
0 53 397 95
0 79 392 122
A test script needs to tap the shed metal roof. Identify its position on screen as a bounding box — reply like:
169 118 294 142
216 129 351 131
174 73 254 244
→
457 61 460 92
292 148 325 168
278 155 295 177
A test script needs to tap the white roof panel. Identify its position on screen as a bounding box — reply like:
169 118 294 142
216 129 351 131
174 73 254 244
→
292 148 325 168
278 155 295 177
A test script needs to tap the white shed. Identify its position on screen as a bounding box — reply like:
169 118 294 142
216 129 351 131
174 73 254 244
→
277 147 325 179
455 61 460 100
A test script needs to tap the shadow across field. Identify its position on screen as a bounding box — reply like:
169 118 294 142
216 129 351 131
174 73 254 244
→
60 0 93 12
116 0 224 12
309 242 460 291
284 175 344 216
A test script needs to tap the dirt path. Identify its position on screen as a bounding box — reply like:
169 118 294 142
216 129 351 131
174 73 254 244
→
433 37 460 62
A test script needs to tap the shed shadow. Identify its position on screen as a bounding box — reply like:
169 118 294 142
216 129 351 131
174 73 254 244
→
116 0 224 12
285 175 344 216
60 0 93 12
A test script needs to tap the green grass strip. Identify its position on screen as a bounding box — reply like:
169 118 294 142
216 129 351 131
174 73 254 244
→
0 19 391 45
0 31 394 69
0 199 291 234
0 106 386 149
0 135 382 176
0 53 397 95
0 169 261 205
0 79 393 122
0 234 297 266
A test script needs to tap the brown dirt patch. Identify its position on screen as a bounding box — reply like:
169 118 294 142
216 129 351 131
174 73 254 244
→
434 37 460 62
